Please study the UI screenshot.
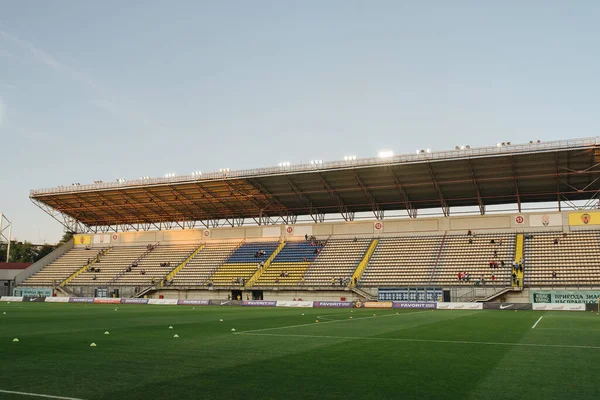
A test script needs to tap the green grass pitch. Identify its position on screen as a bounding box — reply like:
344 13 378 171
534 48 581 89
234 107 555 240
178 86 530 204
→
1 303 599 400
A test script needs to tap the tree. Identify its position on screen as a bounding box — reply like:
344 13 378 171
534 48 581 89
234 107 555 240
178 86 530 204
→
35 244 56 262
60 231 75 244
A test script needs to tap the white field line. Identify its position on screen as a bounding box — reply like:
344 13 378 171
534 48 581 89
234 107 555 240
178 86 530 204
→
0 389 85 400
234 310 436 334
532 316 543 329
236 332 600 350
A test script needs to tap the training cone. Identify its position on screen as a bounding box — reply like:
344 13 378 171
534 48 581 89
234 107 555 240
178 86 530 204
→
104 331 110 335
219 319 223 322
2 312 6 315
173 334 179 338
168 326 173 329
12 338 19 342
396 312 399 315
315 320 319 323
350 316 353 319
372 314 376 317
90 343 97 347
231 328 236 332
351 310 353 313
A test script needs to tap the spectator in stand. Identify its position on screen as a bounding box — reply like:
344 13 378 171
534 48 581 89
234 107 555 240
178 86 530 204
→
331 277 335 286
275 278 279 284
491 273 495 282
511 272 517 283
465 273 470 282
305 234 309 241
489 261 494 269
468 238 473 244
500 260 505 267
151 277 155 285
467 230 472 236
552 271 557 279
493 250 498 257
553 238 559 245
92 275 97 280
457 272 462 282
141 270 146 275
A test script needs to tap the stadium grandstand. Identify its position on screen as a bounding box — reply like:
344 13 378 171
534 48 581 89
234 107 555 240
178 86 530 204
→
14 137 600 302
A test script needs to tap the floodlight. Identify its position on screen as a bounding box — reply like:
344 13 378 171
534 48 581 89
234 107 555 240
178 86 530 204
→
378 150 394 158
460 146 465 150
426 149 431 153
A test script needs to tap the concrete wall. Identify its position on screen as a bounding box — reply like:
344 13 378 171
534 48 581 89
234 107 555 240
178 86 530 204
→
150 289 360 302
73 210 600 248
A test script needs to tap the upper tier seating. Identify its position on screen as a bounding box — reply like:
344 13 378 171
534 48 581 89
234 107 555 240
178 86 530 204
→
225 241 280 263
272 241 320 262
303 239 372 286
360 236 442 287
22 248 104 286
113 244 199 286
172 241 241 286
69 246 148 286
524 231 600 286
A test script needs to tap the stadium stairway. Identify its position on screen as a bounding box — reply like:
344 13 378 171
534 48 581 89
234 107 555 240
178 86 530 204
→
161 243 205 286
350 239 379 286
246 241 286 287
61 247 112 287
513 234 524 287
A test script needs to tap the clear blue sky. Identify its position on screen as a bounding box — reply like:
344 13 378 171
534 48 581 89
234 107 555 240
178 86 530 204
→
1 1 599 244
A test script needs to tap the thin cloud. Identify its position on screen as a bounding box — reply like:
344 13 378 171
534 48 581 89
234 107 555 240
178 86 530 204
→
0 30 167 132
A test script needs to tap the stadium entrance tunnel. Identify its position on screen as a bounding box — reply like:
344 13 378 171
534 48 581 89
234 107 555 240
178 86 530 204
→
252 290 264 300
231 290 242 301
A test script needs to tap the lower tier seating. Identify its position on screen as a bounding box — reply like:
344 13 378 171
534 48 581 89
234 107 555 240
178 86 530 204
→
254 262 311 287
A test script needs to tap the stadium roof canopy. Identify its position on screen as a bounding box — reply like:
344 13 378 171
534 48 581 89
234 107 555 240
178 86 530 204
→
30 137 600 233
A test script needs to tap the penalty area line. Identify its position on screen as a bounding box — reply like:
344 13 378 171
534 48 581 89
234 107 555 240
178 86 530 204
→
0 389 85 400
532 316 543 329
236 332 600 350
